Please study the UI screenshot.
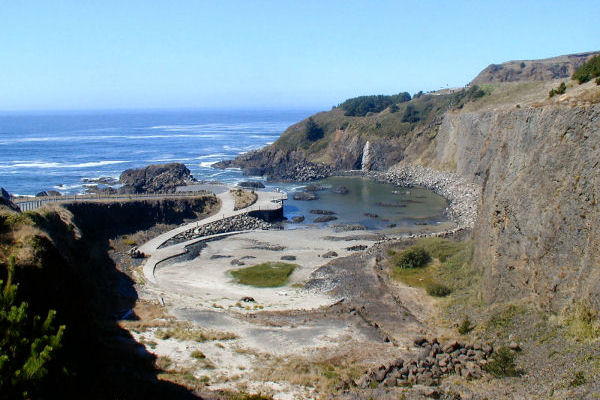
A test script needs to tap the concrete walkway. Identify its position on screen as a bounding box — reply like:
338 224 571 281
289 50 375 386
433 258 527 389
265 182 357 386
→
139 189 286 285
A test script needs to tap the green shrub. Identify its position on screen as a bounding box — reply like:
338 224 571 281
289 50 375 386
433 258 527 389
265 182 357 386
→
483 347 520 378
549 82 567 98
596 77 600 85
568 371 586 387
0 257 66 399
426 282 452 297
393 246 430 269
572 55 600 84
458 315 474 334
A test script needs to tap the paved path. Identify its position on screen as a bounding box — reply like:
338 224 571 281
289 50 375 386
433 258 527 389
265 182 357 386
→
139 189 286 285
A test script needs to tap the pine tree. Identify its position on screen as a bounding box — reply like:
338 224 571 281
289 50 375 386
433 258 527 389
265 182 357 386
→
305 117 324 141
0 256 65 399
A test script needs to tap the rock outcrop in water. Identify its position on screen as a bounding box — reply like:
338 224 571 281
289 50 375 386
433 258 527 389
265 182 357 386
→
119 163 196 194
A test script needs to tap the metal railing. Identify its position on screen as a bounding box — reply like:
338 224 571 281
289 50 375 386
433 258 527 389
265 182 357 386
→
13 191 212 212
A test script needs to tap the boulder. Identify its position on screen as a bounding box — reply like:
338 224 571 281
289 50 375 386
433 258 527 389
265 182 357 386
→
119 163 195 194
310 209 336 215
321 251 338 258
280 255 296 261
293 192 317 201
238 181 265 189
291 216 305 223
313 215 338 223
304 184 326 192
332 186 349 195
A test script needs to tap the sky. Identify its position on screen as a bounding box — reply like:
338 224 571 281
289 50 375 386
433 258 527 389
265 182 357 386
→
1 1 599 111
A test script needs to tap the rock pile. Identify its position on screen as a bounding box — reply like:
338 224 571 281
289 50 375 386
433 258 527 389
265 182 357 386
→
159 214 273 248
356 338 493 388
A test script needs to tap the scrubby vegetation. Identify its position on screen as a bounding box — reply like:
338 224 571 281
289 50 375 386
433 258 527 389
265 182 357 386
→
548 81 567 97
458 315 474 334
230 262 297 287
572 55 600 84
0 257 65 399
426 282 452 297
565 300 599 341
483 347 520 378
339 92 411 116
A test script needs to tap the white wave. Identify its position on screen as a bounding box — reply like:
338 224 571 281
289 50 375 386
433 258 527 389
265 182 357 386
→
195 154 228 160
0 160 127 169
53 183 83 190
199 161 217 168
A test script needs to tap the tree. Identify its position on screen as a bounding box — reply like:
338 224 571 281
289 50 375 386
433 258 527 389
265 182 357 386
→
572 55 600 84
0 256 65 399
305 117 324 141
339 92 411 116
389 103 399 113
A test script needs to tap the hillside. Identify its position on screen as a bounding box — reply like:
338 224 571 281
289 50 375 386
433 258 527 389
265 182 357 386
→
216 52 600 182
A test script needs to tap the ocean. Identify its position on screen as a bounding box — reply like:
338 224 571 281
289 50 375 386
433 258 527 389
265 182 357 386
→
0 109 315 196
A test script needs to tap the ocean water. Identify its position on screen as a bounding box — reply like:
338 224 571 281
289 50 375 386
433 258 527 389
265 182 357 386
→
0 109 448 229
0 109 314 196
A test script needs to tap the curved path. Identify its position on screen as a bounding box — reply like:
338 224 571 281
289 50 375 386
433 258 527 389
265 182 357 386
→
139 189 286 285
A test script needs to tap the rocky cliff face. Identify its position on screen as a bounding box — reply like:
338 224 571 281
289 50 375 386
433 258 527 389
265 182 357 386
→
423 104 600 313
471 51 599 84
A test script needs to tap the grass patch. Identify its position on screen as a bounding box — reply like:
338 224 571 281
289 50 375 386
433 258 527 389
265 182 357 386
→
566 301 600 341
230 262 297 287
388 238 473 298
190 350 206 360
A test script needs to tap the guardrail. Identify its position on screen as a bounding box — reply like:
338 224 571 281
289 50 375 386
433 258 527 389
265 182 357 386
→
13 191 212 212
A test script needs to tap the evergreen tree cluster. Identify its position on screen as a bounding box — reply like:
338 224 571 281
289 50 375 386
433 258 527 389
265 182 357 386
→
0 256 65 399
339 92 411 116
572 55 600 84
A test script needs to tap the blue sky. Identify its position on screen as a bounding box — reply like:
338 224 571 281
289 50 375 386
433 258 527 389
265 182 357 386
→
1 1 599 111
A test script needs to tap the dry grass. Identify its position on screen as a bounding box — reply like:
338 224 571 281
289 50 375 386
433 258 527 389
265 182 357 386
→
250 353 364 394
231 189 258 210
154 323 238 342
